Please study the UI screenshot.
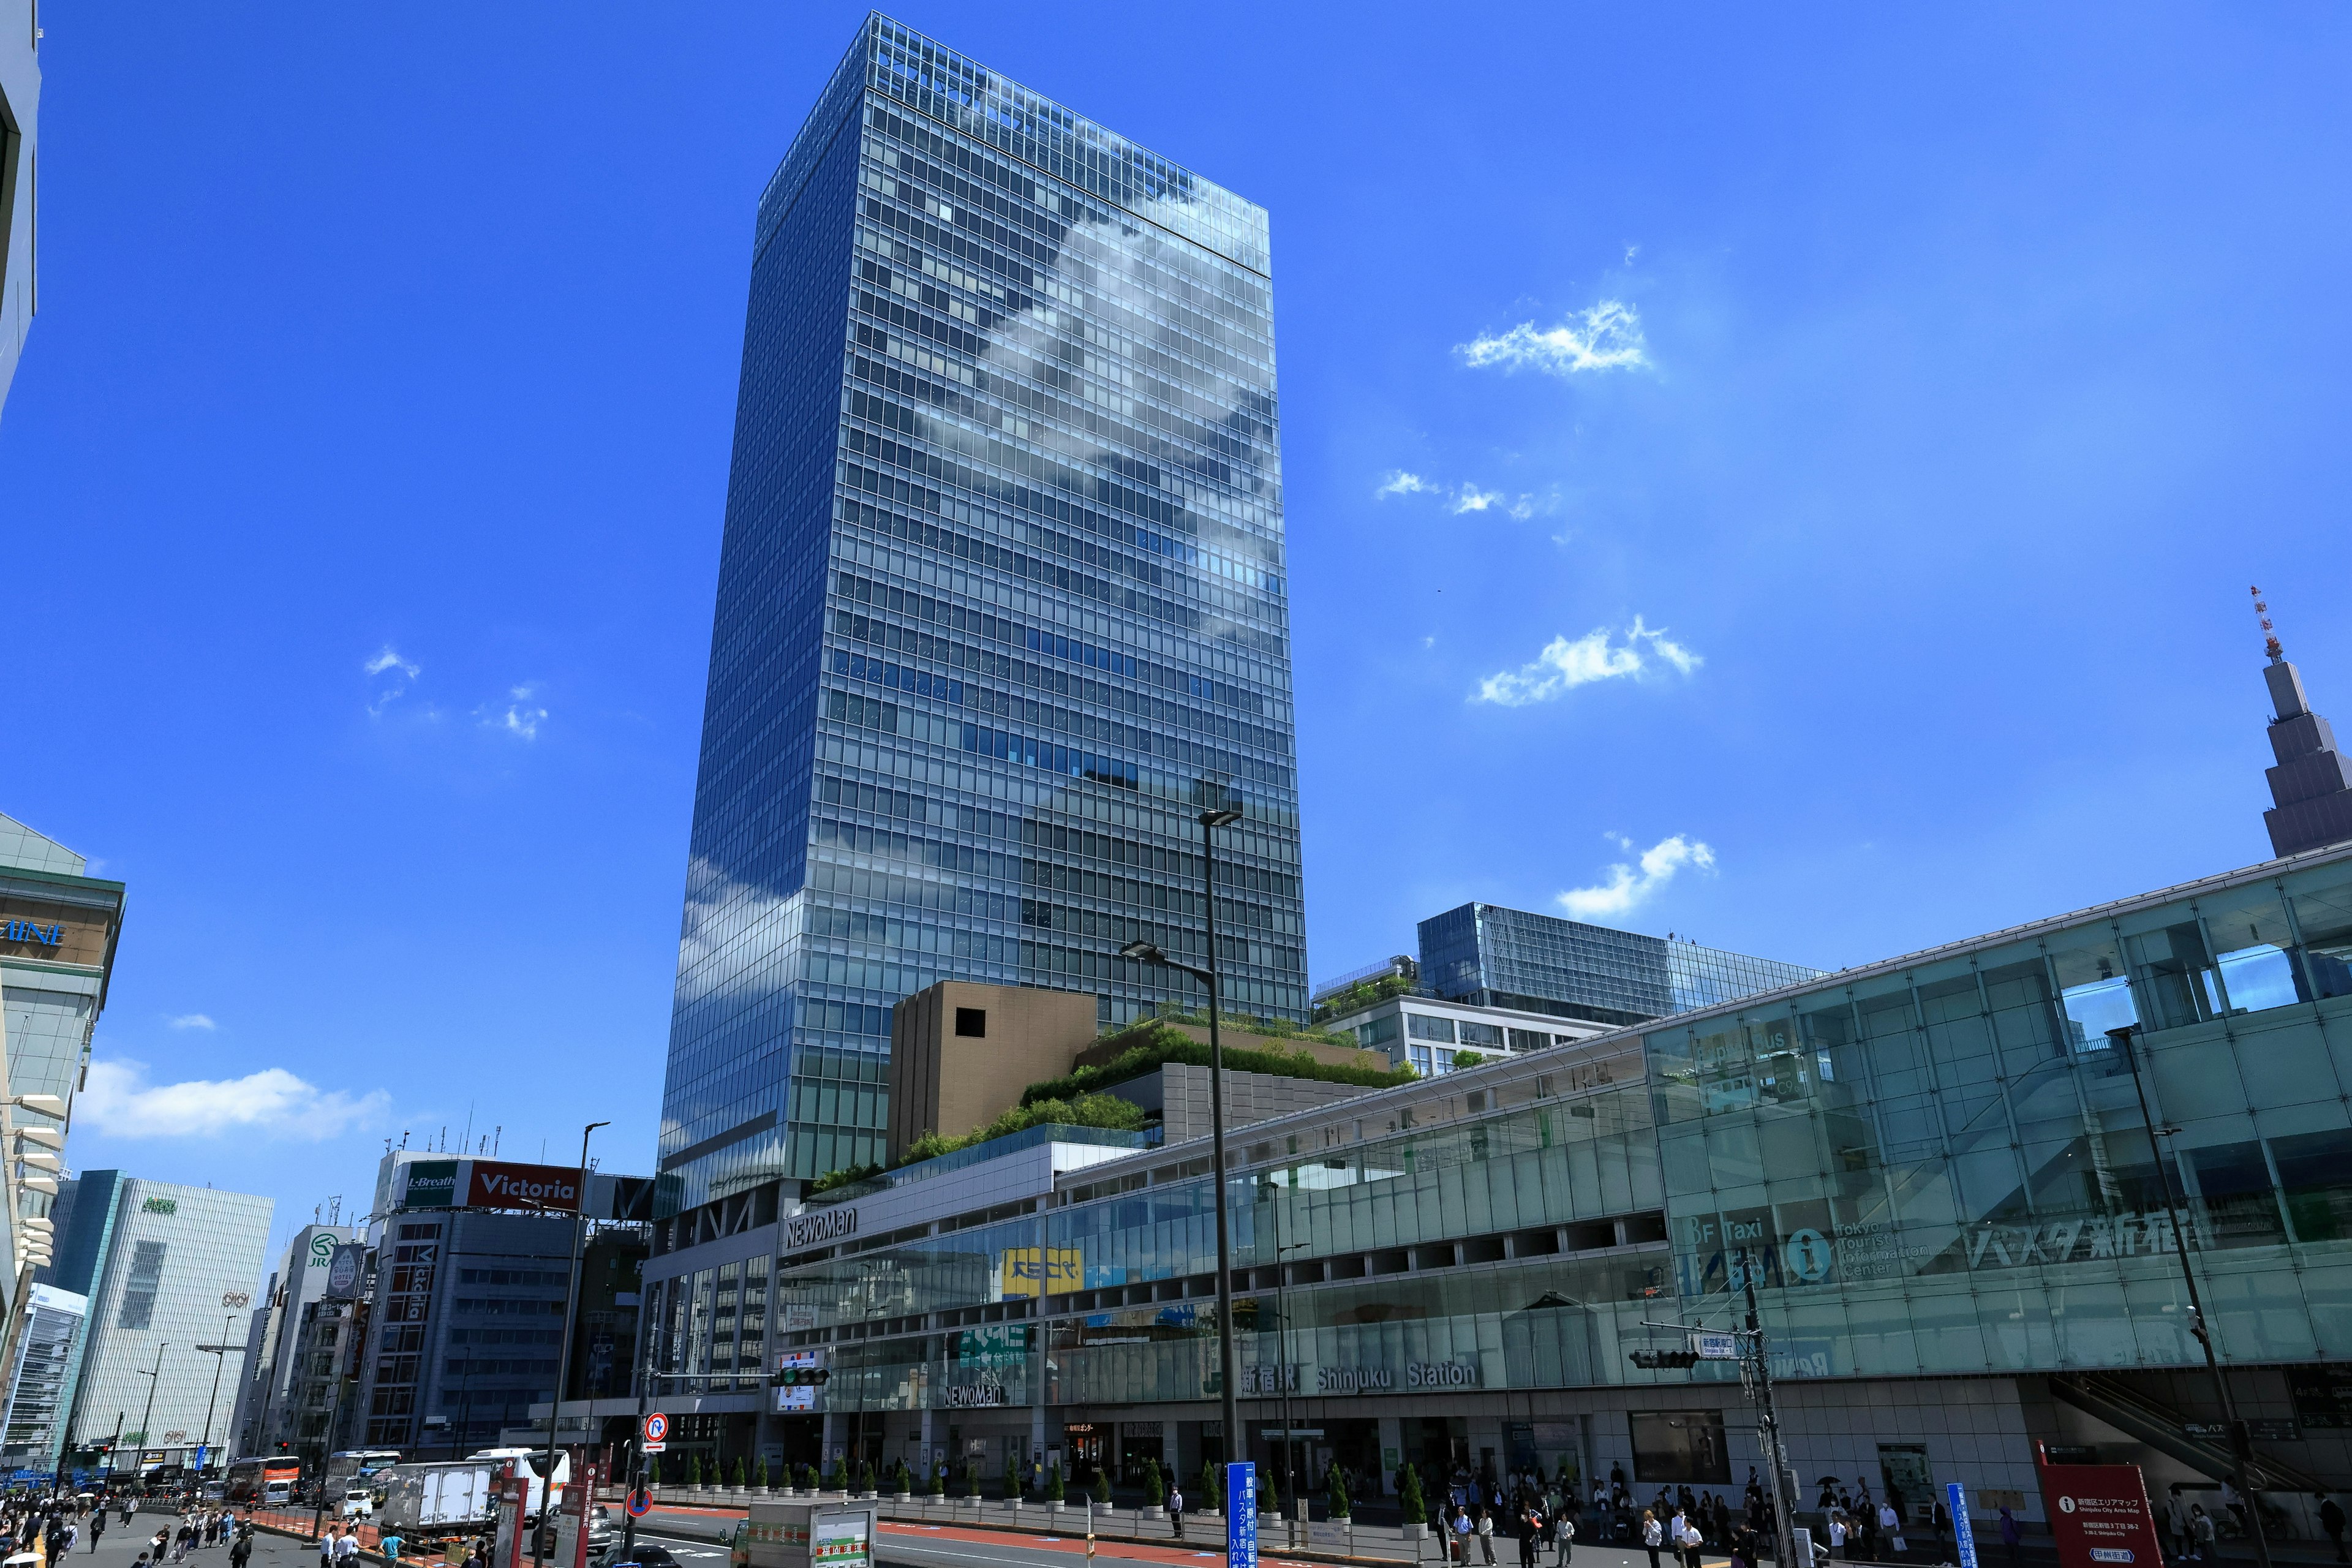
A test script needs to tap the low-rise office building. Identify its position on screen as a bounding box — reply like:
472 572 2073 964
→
0 1284 85 1473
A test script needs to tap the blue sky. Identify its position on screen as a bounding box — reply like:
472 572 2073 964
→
8 4 2352 1267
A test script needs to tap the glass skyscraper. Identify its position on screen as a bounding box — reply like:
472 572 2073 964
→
658 17 1305 1212
1418 902 1824 1027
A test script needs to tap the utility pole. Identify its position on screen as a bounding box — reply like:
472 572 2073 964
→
1738 1265 1802 1568
535 1122 608 1568
2109 1027 2273 1568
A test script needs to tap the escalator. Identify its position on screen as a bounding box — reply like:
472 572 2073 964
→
2047 1372 2329 1493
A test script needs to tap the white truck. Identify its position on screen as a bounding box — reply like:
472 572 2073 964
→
378 1461 498 1534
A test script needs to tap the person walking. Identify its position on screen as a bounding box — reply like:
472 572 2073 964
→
1999 1506 2022 1568
1517 1504 1540 1568
2190 1505 2216 1562
1168 1482 1185 1540
2321 1493 2348 1564
1882 1499 1907 1557
1554 1504 1575 1565
1681 1514 1705 1568
228 1526 253 1568
1643 1510 1664 1568
318 1525 336 1568
1478 1504 1499 1566
331 1525 360 1568
89 1509 106 1553
2165 1488 2190 1561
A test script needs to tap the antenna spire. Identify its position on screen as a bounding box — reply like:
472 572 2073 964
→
2254 584 2283 663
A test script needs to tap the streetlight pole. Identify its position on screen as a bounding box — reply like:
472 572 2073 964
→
1122 804 1246 1501
130 1343 168 1494
2108 1026 2272 1568
195 1315 239 1477
534 1121 609 1568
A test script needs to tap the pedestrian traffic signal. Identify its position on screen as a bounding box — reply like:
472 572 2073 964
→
1627 1349 1702 1370
770 1366 830 1387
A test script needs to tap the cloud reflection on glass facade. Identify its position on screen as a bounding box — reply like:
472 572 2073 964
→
658 16 1305 1210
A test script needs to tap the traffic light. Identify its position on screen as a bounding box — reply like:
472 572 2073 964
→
770 1365 831 1387
1627 1349 1701 1370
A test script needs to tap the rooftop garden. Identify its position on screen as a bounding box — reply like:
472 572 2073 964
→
1020 1019 1418 1107
1310 971 1418 1024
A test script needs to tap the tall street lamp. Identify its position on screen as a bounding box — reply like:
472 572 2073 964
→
533 1121 609 1568
1121 804 1246 1487
195 1316 241 1476
2108 1026 2272 1568
130 1342 168 1491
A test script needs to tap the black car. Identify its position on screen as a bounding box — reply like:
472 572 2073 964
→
609 1550 680 1568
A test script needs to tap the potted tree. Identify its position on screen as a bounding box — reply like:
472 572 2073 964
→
1002 1452 1024 1514
1200 1461 1223 1521
1142 1458 1165 1521
754 1457 771 1496
647 1455 662 1501
1045 1461 1066 1514
1398 1465 1427 1540
857 1460 877 1500
729 1456 747 1502
1327 1463 1351 1523
929 1458 946 1503
1091 1470 1110 1512
963 1459 982 1503
892 1460 913 1502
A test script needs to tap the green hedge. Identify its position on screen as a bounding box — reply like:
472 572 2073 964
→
1017 1022 1417 1107
900 1091 1147 1166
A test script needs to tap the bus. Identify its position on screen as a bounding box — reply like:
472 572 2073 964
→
225 1457 301 1504
326 1450 406 1488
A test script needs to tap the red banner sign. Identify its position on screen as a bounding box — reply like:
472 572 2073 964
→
470 1161 582 1212
2035 1446 2164 1568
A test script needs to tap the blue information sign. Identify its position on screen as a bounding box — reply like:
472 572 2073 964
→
1948 1482 1978 1568
1227 1461 1258 1568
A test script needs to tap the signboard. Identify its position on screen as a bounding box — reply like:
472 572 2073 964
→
997 1246 1082 1299
786 1207 858 1248
471 1160 582 1212
402 1161 462 1208
1226 1462 1256 1568
644 1412 669 1444
2035 1447 2162 1568
625 1491 653 1518
2291 1366 2352 1429
324 1244 368 1300
1949 1482 1979 1568
1691 1332 1738 1361
956 1325 1027 1368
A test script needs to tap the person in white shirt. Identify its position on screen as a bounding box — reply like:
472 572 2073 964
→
1827 1515 1848 1562
1880 1502 1905 1555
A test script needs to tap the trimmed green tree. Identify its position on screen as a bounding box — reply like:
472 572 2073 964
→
929 1460 946 1497
1327 1463 1351 1520
858 1460 875 1496
1005 1452 1023 1500
1144 1459 1164 1507
1091 1470 1110 1507
731 1457 747 1488
647 1455 662 1487
687 1453 703 1488
964 1460 981 1499
1046 1462 1065 1503
1397 1465 1425 1526
754 1458 769 1491
1201 1461 1222 1512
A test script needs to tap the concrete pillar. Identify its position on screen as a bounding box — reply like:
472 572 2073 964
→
1378 1416 1404 1493
821 1410 845 1466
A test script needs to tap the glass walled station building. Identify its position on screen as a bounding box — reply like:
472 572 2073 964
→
642 839 2352 1527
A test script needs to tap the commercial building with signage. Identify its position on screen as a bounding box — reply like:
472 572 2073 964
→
225 1224 356 1461
352 1150 650 1458
6 813 125 1351
629 833 2352 1536
0 0 37 423
50 1175 273 1468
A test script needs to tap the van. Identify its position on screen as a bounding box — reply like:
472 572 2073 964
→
263 1480 296 1507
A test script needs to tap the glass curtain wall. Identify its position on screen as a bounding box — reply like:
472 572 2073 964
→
1650 853 2352 1378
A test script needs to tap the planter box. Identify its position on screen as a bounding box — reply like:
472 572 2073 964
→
1142 1506 1166 1520
1403 1524 1428 1540
893 1493 912 1504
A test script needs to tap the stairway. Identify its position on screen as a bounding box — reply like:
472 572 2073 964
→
2047 1372 2330 1493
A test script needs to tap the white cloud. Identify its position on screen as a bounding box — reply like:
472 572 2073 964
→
1624 243 1641 265
1556 833 1716 920
364 645 420 716
1472 616 1702 706
480 684 548 740
1381 471 1550 520
167 1014 217 1031
1459 300 1649 376
79 1058 389 1141
364 646 420 680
